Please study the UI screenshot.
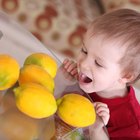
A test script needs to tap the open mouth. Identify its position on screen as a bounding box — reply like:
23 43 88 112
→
78 73 92 83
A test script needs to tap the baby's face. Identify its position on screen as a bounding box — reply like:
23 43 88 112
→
77 31 126 94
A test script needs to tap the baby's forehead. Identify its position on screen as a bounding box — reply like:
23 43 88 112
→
84 32 127 58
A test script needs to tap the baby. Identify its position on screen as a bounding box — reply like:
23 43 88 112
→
63 9 140 140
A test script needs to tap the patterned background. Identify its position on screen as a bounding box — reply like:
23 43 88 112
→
0 0 101 59
0 0 140 59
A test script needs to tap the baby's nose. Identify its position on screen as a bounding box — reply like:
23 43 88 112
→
80 58 90 71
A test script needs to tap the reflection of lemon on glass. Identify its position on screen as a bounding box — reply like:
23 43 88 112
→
18 64 54 93
13 83 57 119
57 94 96 127
0 109 38 140
24 53 57 78
0 54 20 90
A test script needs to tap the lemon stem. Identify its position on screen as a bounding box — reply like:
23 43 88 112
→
56 98 62 106
13 87 20 97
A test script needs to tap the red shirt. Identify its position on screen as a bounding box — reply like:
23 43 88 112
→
89 86 140 140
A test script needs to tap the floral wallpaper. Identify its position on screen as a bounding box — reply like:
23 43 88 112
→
0 0 101 59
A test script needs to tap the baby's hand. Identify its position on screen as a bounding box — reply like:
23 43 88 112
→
62 58 78 79
90 102 110 131
94 102 110 126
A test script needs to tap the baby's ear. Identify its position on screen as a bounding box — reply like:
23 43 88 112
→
119 72 135 84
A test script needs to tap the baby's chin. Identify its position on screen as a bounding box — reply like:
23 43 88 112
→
79 85 95 94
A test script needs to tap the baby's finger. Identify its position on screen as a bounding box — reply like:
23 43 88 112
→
61 67 76 80
96 106 109 114
71 68 78 75
67 62 77 73
95 102 108 109
63 60 74 69
63 58 69 64
68 64 77 74
97 111 110 125
98 111 109 117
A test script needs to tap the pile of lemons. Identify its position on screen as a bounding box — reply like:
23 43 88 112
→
15 52 57 119
0 53 96 128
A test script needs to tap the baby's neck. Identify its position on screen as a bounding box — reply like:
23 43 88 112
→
96 86 128 99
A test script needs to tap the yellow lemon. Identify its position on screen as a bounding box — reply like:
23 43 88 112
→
18 64 54 93
0 54 20 90
13 83 57 119
24 52 57 78
57 94 96 127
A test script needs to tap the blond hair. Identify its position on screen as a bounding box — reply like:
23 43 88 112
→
90 9 140 83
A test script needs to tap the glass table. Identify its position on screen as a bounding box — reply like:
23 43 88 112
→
0 11 109 140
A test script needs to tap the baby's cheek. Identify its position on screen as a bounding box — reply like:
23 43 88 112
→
76 52 84 62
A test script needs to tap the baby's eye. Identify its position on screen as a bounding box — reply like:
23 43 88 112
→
95 60 102 67
81 48 87 54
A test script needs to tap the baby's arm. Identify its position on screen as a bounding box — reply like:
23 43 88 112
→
89 102 110 140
